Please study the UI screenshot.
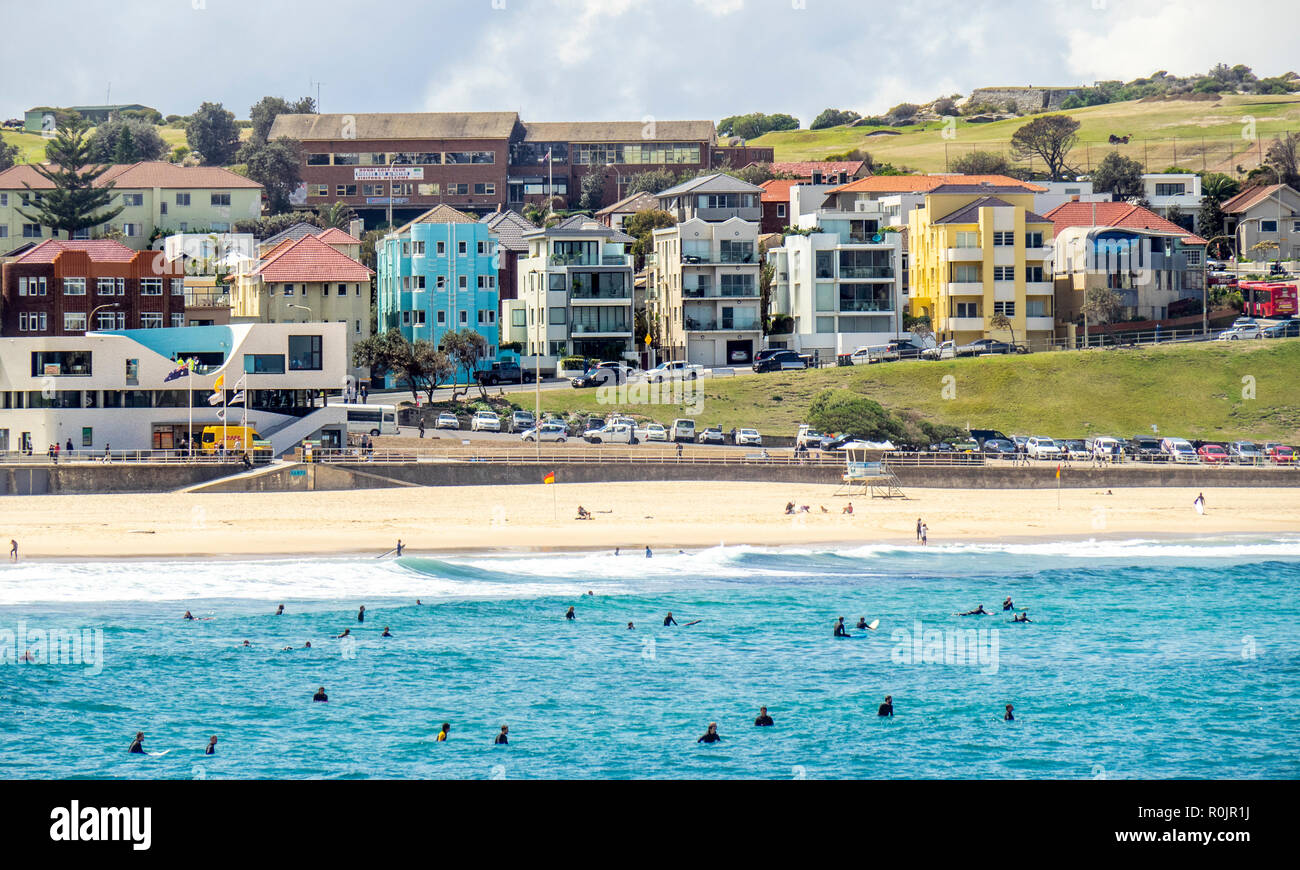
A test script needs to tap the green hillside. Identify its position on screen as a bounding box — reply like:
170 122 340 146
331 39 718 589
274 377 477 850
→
536 340 1300 443
752 94 1300 175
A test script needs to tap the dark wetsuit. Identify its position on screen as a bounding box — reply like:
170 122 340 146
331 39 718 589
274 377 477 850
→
698 732 721 744
755 715 774 727
313 691 328 703
565 610 575 621
1003 601 1014 612
128 737 145 754
494 733 508 745
205 743 215 756
856 620 868 630
664 616 677 626
381 629 392 637
834 624 851 637
878 702 894 717
1004 710 1015 721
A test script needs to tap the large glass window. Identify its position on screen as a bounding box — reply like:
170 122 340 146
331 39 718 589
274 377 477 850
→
839 249 892 279
288 335 323 371
572 307 629 334
244 354 286 374
839 284 893 313
31 350 92 377
720 240 755 264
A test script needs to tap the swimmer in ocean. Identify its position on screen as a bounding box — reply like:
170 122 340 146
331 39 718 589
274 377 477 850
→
1002 597 1014 612
183 611 195 621
698 723 722 744
205 736 217 756
436 723 451 741
495 725 509 745
303 641 311 649
834 617 852 637
565 606 576 621
664 612 678 626
357 606 365 623
128 732 145 754
337 629 351 638
856 617 869 630
1012 611 1032 623
878 695 894 717
381 626 393 637
959 605 991 616
241 640 251 648
1004 704 1015 721
313 687 328 703
275 604 284 616
627 622 635 630
754 707 774 727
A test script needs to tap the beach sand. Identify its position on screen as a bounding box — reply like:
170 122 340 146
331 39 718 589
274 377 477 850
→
5 482 1300 559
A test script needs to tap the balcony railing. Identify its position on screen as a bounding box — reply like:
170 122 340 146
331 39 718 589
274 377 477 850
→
839 267 894 280
839 301 894 313
683 285 758 298
185 292 231 307
571 286 630 299
572 323 630 335
686 317 762 332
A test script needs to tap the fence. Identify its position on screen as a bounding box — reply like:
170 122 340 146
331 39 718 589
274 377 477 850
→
0 449 258 465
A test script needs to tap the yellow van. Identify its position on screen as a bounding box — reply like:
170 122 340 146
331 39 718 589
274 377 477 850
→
201 425 262 454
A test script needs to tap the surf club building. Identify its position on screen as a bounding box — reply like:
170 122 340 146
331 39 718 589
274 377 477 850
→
0 323 348 456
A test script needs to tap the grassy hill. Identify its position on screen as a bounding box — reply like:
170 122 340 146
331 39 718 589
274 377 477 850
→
752 94 1300 175
2 124 250 166
534 340 1300 443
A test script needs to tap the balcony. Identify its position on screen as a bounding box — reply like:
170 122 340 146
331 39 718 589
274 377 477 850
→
571 286 630 300
1026 316 1056 331
839 301 894 313
684 285 759 298
686 316 762 332
943 282 985 295
185 292 231 308
1026 281 1055 295
946 247 984 261
839 267 894 280
572 323 630 335
947 317 985 331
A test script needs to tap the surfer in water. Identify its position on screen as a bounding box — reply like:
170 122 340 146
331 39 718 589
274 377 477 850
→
1012 611 1032 623
357 606 365 623
565 606 576 621
183 611 195 621
959 605 991 616
1004 704 1015 722
697 723 722 744
206 736 217 756
664 612 678 626
754 707 774 727
275 604 284 616
313 687 328 702
834 617 852 638
627 622 635 630
337 628 351 639
380 626 393 637
1002 597 1014 612
878 695 894 717
437 723 451 742
128 732 145 754
494 725 509 745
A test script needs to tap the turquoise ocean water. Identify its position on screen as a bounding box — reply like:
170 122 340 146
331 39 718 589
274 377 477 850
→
1 537 1297 780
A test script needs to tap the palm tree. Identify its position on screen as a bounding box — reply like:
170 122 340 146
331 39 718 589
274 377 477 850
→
522 196 563 228
317 200 358 230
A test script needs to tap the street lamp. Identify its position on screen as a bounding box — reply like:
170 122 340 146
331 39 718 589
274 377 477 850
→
86 302 122 331
287 303 312 323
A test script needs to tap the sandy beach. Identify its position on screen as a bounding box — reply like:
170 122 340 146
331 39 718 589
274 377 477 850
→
4 482 1299 559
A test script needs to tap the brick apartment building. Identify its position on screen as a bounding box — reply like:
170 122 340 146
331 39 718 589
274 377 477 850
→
270 112 773 227
1 239 185 336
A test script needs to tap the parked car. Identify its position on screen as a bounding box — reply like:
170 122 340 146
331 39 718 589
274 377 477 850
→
507 410 535 433
435 412 460 430
1197 443 1230 463
697 426 726 445
1160 437 1198 463
582 415 605 434
1086 436 1124 461
1227 441 1263 464
670 419 697 443
957 339 1016 357
584 423 637 444
1126 436 1164 459
1061 439 1090 461
521 423 568 443
795 425 825 449
753 349 809 373
734 428 763 446
1262 320 1300 338
922 340 956 361
970 428 1012 447
475 360 523 387
1025 437 1063 460
634 422 669 443
645 361 704 382
884 339 929 362
571 361 635 388
470 411 501 432
1217 324 1263 340
1264 443 1296 464
981 438 1017 458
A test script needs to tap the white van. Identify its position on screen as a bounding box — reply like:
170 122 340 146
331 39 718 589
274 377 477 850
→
671 419 696 443
338 403 399 436
1160 437 1197 463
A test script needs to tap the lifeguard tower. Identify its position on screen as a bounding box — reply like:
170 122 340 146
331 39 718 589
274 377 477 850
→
838 447 906 499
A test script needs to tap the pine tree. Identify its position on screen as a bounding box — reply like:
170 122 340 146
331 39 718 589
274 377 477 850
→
18 121 124 239
112 124 137 164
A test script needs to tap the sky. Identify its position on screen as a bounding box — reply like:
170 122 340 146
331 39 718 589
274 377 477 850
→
1 0 1296 127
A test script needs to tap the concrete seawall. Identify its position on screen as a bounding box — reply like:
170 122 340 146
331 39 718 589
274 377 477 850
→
1 463 244 496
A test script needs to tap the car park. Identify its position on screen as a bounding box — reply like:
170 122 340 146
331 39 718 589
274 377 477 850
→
521 423 568 443
1061 439 1090 461
1086 436 1124 461
435 412 460 430
1025 437 1063 460
507 410 535 433
1126 436 1164 460
981 438 1017 458
734 428 763 446
753 350 809 373
634 422 669 443
1227 441 1264 464
969 428 1012 447
670 419 697 443
584 423 637 444
1197 443 1230 463
697 427 726 445
470 411 501 432
1264 443 1296 464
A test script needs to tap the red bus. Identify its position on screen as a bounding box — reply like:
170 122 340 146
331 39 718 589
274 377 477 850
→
1239 282 1298 319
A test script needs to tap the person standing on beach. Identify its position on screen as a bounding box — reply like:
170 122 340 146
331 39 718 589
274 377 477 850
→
645 546 653 559
8 540 16 562
916 518 923 542
921 524 928 546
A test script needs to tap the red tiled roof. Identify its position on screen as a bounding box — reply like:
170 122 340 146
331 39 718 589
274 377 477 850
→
0 161 261 190
768 160 865 178
826 174 1047 195
315 227 362 245
14 239 138 264
254 235 373 283
1043 201 1207 245
1219 184 1288 214
759 179 799 202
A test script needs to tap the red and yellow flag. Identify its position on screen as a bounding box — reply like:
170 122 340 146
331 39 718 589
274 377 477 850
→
1056 464 1062 480
543 471 556 485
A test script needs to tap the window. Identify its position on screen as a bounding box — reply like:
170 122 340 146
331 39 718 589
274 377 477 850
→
445 151 495 164
336 184 358 197
473 183 495 196
457 241 468 255
413 241 426 256
176 193 191 206
283 284 295 296
1293 221 1300 233
1260 220 1278 233
312 184 329 197
62 312 87 332
362 184 387 197
952 264 980 283
402 311 411 325
338 284 348 296
478 241 490 256
210 193 232 206
140 313 164 328
993 231 1015 246
993 301 1016 317
171 279 185 295
97 277 116 295
63 277 86 295
459 311 468 325
288 335 323 371
436 276 446 290
244 354 286 374
307 153 331 166
1025 232 1044 248
993 266 1015 281
30 350 91 376
458 276 469 291
446 184 469 196
19 276 48 296
0 193 6 206
436 241 446 255
437 311 446 325
171 313 185 327
1154 183 1185 197
776 204 786 218
417 183 441 196
477 275 496 289
121 193 144 207
1026 299 1050 318
98 311 124 330
122 223 140 237
477 310 496 324
0 227 6 238
413 276 426 291
955 301 979 319
548 307 567 325
1026 266 1045 282
23 223 42 238
140 278 163 295
954 231 979 248
413 310 426 326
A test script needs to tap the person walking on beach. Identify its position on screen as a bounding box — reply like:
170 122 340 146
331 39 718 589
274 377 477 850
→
921 523 928 546
396 540 404 556
1194 492 1206 515
494 725 509 745
698 723 722 744
8 540 16 562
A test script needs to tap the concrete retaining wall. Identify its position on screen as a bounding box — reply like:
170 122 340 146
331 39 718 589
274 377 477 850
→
0 463 243 496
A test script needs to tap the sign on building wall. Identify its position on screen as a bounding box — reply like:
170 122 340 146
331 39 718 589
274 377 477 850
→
354 167 425 181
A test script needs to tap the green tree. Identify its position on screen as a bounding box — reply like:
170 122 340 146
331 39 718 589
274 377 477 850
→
625 168 683 195
248 95 316 145
989 312 1019 350
949 150 1014 176
1264 132 1300 188
1081 286 1121 348
87 118 167 163
716 112 800 140
241 137 301 213
0 139 18 172
623 208 676 270
186 102 241 166
18 120 124 239
578 170 606 211
1092 150 1146 199
810 108 861 130
352 328 452 402
806 390 905 442
318 200 358 230
1010 114 1081 181
441 329 490 399
1198 172 1241 245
